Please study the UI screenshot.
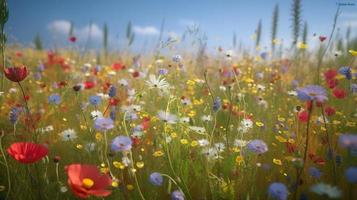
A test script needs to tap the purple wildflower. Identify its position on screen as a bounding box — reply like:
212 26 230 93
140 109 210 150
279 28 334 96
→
268 182 288 200
338 134 357 149
247 139 268 154
94 117 114 131
345 167 357 184
171 190 185 200
339 66 352 80
111 136 132 152
213 97 221 112
296 85 328 102
149 172 163 186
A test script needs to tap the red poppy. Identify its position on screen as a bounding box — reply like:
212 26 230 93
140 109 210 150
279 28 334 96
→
84 81 96 89
324 106 336 116
69 36 77 43
286 142 297 154
66 164 112 198
326 79 338 89
4 66 29 82
298 111 309 122
112 62 125 71
141 117 150 130
16 51 23 57
324 69 337 80
319 36 327 42
7 142 48 164
332 88 347 99
109 98 119 106
131 136 141 147
132 71 140 78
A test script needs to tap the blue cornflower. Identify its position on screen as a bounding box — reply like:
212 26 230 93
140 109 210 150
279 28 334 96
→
345 167 357 184
89 95 102 106
37 64 45 72
213 97 221 112
111 136 132 152
171 190 185 200
296 85 327 102
268 182 288 200
48 93 61 105
338 134 357 149
335 155 343 166
9 107 22 124
158 68 169 75
247 139 268 154
110 110 116 121
309 167 322 179
339 66 352 80
149 172 163 186
351 83 357 94
108 86 116 98
94 117 114 131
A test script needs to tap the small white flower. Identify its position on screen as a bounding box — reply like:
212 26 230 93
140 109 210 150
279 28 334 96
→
166 136 172 143
214 143 225 152
180 117 190 123
234 139 249 147
287 90 297 96
188 126 206 135
59 129 77 141
256 84 266 91
60 186 68 193
91 110 103 120
118 79 129 87
198 139 209 147
219 86 227 92
85 142 96 152
201 115 212 122
158 110 177 124
122 156 131 167
9 88 18 93
310 183 341 199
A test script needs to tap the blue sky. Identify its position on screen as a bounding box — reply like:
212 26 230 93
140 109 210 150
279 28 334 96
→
5 0 357 51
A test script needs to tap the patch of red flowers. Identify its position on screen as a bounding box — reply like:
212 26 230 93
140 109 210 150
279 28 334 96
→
7 142 48 164
66 164 112 198
324 106 336 116
298 111 309 122
112 62 125 71
4 66 29 82
332 88 347 99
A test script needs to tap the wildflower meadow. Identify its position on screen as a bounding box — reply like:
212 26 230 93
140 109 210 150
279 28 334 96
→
0 0 357 199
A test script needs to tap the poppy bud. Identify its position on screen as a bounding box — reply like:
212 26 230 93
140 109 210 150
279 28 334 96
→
53 155 61 163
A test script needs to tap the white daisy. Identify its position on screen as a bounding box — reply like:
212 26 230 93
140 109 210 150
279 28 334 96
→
59 129 77 141
91 110 103 120
146 74 170 91
188 126 206 135
201 115 212 122
158 110 177 124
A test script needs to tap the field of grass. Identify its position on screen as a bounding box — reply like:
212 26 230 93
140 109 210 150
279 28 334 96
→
1 1 357 200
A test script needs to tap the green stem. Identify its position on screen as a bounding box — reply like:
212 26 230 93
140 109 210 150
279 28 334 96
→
123 112 146 200
0 131 11 199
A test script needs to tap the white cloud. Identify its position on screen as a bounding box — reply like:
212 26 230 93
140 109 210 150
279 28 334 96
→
342 20 357 28
48 20 71 35
340 12 357 28
341 12 357 19
48 20 103 40
133 26 159 35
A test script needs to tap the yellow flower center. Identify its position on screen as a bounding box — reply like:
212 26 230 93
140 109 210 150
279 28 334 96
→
82 178 94 189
